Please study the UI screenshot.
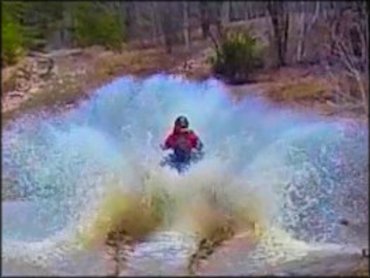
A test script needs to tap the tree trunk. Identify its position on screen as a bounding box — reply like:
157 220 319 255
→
58 3 68 48
296 1 320 63
124 2 135 40
200 2 210 39
221 1 230 25
151 1 160 45
158 2 175 54
282 12 289 65
296 11 305 63
244 2 250 19
267 1 289 67
183 1 190 50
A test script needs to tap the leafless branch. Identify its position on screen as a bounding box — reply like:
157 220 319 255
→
324 11 368 115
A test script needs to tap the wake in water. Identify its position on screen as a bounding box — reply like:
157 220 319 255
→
2 74 368 275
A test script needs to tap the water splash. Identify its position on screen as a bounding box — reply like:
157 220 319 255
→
2 74 368 274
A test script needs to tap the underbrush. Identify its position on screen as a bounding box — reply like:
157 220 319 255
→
209 29 264 84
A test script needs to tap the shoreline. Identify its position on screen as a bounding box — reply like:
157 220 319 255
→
2 44 368 127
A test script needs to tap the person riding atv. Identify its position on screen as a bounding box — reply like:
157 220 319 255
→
160 116 203 171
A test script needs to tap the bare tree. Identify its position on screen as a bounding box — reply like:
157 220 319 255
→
221 1 231 25
122 1 136 40
158 2 178 53
296 1 321 63
323 5 368 115
199 1 211 39
183 1 191 50
150 1 161 45
243 1 252 20
267 1 289 67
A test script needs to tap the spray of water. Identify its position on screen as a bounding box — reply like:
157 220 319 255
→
2 74 368 273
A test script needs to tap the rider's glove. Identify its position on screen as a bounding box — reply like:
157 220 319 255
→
196 141 203 151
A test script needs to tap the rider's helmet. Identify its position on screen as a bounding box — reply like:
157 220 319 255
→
174 116 189 129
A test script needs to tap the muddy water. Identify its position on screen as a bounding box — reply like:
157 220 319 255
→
3 200 367 276
196 236 367 276
3 233 366 276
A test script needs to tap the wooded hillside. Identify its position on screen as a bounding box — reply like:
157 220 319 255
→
2 1 367 63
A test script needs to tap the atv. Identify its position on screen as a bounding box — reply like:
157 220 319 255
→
160 149 204 174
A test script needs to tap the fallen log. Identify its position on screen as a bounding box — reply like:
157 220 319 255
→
28 48 83 59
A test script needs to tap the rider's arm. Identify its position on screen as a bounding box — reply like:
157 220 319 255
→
163 134 176 149
189 132 203 151
196 139 203 151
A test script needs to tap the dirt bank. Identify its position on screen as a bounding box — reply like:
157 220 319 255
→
2 42 367 127
1 41 213 126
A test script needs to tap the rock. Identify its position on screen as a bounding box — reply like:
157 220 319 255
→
8 91 25 98
29 86 40 94
339 219 350 226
